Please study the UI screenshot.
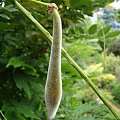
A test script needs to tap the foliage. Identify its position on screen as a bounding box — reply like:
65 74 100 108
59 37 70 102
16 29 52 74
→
0 1 49 119
63 0 114 17
112 83 120 103
108 39 120 56
0 0 120 120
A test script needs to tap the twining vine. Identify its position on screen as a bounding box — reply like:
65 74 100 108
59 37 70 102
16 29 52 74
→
14 0 120 120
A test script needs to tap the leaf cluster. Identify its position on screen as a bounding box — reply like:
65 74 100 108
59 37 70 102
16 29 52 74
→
0 1 49 120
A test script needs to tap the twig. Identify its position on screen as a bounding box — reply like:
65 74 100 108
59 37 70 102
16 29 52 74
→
0 110 7 120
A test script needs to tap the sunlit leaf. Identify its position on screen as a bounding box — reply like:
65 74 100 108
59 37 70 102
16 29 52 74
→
6 57 25 68
105 31 120 38
4 5 19 12
97 25 111 37
0 14 10 20
6 57 37 76
88 24 97 35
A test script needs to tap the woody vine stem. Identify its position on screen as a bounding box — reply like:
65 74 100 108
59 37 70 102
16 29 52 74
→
14 0 120 119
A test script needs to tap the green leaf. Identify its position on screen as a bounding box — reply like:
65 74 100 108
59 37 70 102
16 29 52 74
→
97 25 111 37
4 5 19 12
23 64 37 76
62 59 80 78
79 27 84 34
6 57 37 76
15 103 38 119
6 57 25 68
105 31 120 38
88 24 97 35
2 103 14 120
13 74 31 99
0 14 10 20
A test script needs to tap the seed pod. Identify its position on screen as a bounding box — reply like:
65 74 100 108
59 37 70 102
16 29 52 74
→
45 3 62 120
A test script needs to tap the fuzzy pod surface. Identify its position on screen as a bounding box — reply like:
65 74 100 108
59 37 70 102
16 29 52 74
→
45 3 62 120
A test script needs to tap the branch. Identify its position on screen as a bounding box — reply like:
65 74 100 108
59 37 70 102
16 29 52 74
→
14 0 120 119
0 110 7 120
29 0 48 6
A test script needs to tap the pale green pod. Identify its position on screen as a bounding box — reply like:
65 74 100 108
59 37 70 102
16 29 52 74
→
45 3 62 120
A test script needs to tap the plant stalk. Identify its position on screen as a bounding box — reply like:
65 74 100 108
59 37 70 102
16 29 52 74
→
100 23 106 66
29 0 48 6
14 0 120 119
0 110 7 120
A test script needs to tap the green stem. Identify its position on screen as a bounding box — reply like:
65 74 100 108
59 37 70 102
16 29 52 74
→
14 0 120 119
62 49 120 119
15 0 52 44
29 0 48 6
100 23 106 65
0 110 7 120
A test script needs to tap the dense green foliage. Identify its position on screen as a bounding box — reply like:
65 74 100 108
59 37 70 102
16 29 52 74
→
1 0 120 120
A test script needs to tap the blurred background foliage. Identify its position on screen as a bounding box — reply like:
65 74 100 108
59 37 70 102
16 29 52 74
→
1 0 120 120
